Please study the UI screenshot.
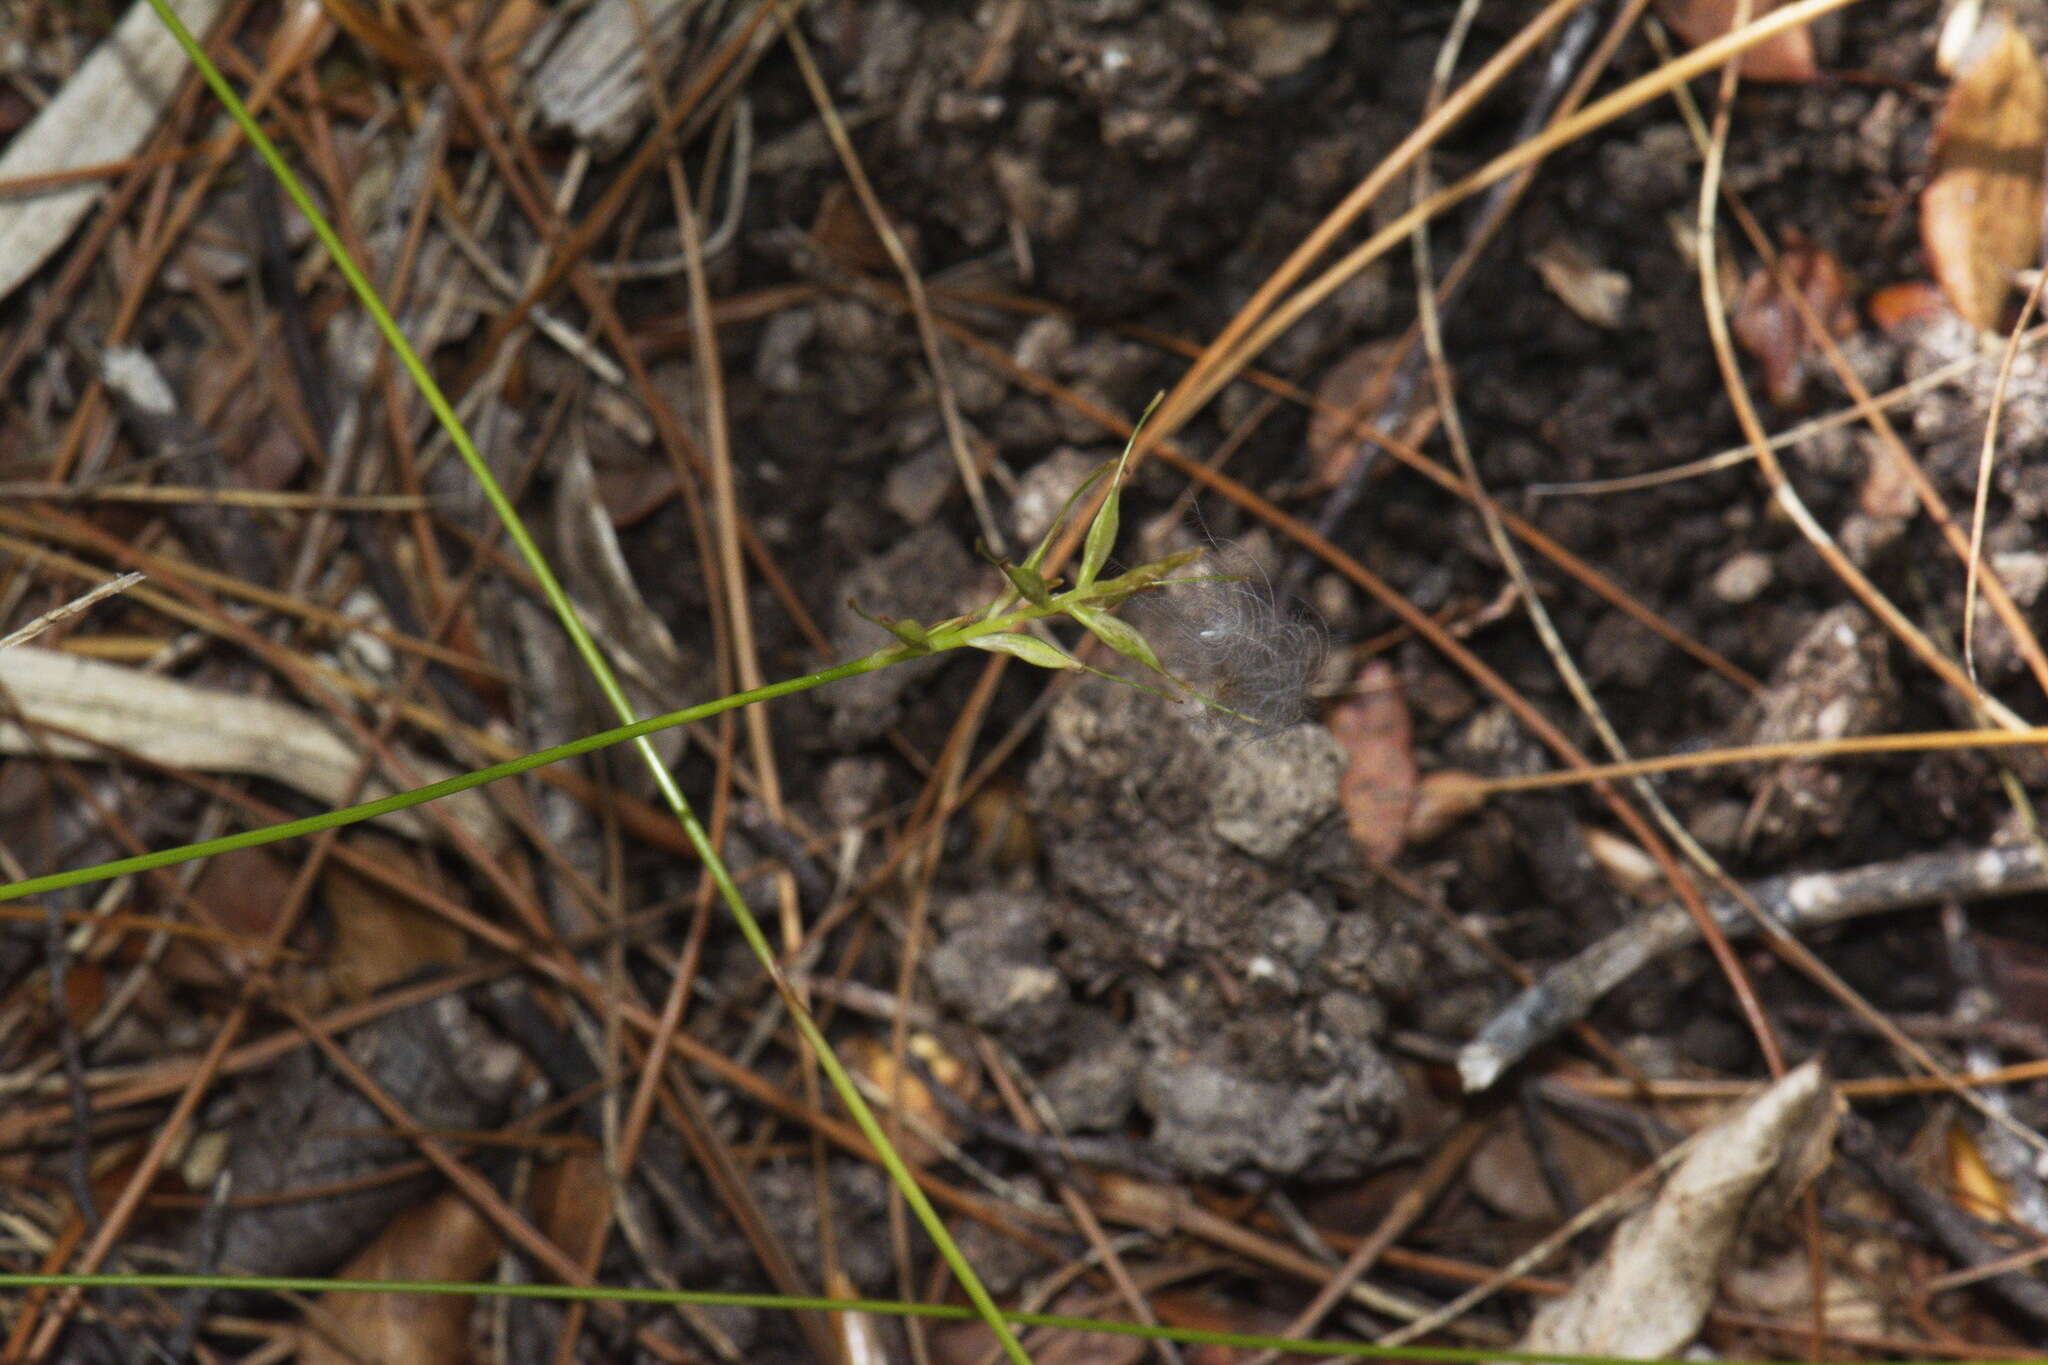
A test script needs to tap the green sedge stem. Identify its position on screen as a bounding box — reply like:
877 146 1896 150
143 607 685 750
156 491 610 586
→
0 652 890 903
141 4 1033 1357
0 589 1102 906
0 1274 1848 1365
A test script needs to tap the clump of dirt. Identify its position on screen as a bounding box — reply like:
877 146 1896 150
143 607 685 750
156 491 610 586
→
923 674 1495 1180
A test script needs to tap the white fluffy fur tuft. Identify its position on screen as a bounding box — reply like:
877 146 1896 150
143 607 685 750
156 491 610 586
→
1144 545 1325 730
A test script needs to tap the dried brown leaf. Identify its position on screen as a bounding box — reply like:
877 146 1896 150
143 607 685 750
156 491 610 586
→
1730 235 1857 408
1922 21 2048 331
812 182 909 273
532 1151 613 1265
935 1284 1146 1365
159 849 297 988
298 1190 500 1365
1306 343 1437 489
1327 660 1416 862
461 0 547 71
322 837 468 1000
1980 931 2048 1028
1470 1120 1640 1222
1653 0 1818 82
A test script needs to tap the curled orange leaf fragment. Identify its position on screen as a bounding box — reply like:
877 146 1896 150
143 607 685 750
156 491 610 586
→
1654 0 1819 82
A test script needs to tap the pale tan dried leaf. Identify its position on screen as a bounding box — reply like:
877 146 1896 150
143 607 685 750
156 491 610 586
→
1947 1122 2012 1222
1519 1061 1833 1358
1922 20 2048 331
1532 238 1630 329
529 0 692 156
1858 431 1920 520
1937 0 1987 76
1327 660 1416 862
829 1270 899 1365
1581 826 1667 901
299 1191 500 1365
1654 0 1819 82
1723 1247 1890 1334
0 647 506 849
0 0 235 305
844 1032 976 1162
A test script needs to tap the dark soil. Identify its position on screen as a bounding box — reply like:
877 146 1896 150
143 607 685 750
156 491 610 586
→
6 0 2048 1359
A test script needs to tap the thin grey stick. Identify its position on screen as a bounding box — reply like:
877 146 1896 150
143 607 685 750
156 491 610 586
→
166 1169 233 1361
1461 844 2048 1091
0 572 144 653
45 900 97 1231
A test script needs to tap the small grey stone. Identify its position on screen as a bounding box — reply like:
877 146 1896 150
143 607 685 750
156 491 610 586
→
1710 551 1773 604
1315 991 1387 1050
1138 1051 1399 1178
1042 1016 1141 1133
1263 891 1331 972
883 443 955 525
1208 724 1345 858
819 757 889 827
1009 448 1100 547
926 892 1067 1043
752 309 815 395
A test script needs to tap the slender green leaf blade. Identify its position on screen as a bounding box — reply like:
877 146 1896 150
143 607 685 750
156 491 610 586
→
1077 472 1121 589
1025 461 1112 572
1078 393 1162 587
1069 604 1167 675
